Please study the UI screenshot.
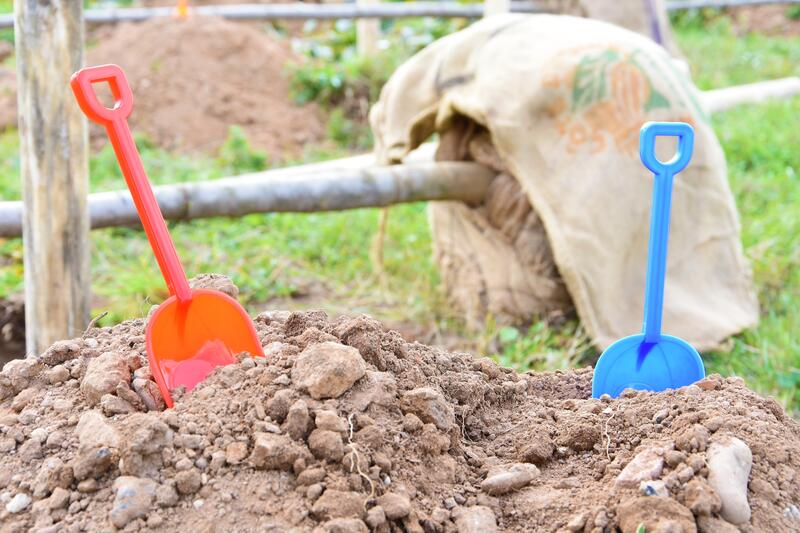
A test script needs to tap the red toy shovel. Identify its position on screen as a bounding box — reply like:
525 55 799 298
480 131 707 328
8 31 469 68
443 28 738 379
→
71 64 264 407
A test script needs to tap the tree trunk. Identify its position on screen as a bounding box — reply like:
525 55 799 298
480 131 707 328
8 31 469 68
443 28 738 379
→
15 0 89 355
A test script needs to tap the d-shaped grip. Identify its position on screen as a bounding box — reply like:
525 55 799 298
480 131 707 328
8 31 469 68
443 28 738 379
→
70 64 133 126
639 122 694 176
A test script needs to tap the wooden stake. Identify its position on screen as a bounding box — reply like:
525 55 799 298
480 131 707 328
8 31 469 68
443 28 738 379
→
15 0 90 355
484 0 511 16
356 0 381 56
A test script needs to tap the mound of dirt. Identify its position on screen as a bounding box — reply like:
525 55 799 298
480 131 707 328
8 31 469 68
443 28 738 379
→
0 291 798 531
87 15 324 158
728 5 800 37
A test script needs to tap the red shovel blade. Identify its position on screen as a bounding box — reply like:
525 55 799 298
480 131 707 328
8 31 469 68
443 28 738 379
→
147 289 263 407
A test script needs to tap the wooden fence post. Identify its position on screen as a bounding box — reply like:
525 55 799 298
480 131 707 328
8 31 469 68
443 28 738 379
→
15 0 90 355
356 0 380 55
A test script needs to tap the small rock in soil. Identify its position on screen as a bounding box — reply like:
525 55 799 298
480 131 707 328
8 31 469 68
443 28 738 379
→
707 437 752 525
557 422 600 452
401 387 454 431
517 429 554 465
72 446 118 481
249 432 300 470
286 399 312 440
225 441 249 465
377 492 411 520
315 409 348 433
110 476 156 529
481 463 540 495
291 341 366 399
80 351 130 405
175 468 202 495
615 444 669 487
311 489 365 520
323 518 369 533
308 429 344 462
683 478 721 516
366 505 387 528
452 505 498 533
5 493 31 513
76 410 120 449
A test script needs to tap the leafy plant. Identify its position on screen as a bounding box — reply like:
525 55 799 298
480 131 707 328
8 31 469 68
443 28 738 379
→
216 126 268 175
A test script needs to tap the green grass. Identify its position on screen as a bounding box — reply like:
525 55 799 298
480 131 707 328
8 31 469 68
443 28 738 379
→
0 14 798 413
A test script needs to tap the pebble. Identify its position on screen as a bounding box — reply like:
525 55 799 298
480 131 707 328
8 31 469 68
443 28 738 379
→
46 365 70 384
311 490 365 520
249 432 300 471
308 429 344 462
29 427 48 443
225 441 249 465
291 342 367 399
565 512 588 532
683 479 721 516
80 351 130 405
155 484 179 508
481 463 540 496
615 445 669 487
73 446 117 481
376 492 411 520
5 493 32 513
707 437 752 525
366 505 387 528
110 477 156 528
75 410 120 449
452 505 498 533
315 410 348 433
175 468 202 495
401 387 454 431
652 408 669 424
286 400 312 440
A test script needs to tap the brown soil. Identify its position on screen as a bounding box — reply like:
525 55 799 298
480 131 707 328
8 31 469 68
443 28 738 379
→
1 292 798 531
85 15 324 158
727 5 800 37
0 295 24 367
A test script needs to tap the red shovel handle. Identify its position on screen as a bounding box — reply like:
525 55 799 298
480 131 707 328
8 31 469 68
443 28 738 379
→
70 64 192 302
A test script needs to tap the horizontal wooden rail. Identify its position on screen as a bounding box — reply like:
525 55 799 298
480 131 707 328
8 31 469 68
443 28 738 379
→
0 2 547 29
0 159 494 238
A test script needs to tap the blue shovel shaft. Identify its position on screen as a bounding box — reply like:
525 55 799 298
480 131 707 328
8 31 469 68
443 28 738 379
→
639 122 695 343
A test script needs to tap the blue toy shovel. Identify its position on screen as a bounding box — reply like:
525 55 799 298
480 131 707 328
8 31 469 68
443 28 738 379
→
592 122 705 398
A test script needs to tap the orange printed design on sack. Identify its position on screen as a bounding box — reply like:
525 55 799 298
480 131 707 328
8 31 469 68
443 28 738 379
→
543 47 674 155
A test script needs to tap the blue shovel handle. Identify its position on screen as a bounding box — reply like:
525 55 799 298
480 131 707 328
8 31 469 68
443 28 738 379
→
639 122 694 343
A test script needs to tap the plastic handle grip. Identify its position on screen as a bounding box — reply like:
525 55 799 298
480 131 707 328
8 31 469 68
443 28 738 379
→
70 64 192 302
71 64 134 125
639 121 695 343
640 122 694 177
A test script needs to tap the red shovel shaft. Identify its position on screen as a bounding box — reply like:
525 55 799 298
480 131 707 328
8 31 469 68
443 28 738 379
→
70 64 192 302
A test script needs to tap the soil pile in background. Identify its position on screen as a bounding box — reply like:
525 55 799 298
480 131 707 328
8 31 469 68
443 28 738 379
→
0 282 798 531
728 5 800 36
87 15 324 159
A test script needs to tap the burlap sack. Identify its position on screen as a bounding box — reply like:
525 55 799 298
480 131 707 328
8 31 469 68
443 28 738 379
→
370 14 759 350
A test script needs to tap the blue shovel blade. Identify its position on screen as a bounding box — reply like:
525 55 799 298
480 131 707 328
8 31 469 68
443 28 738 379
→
592 334 705 398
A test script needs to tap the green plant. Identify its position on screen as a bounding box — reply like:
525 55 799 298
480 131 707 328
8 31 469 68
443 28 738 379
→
786 5 800 20
216 126 268 175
